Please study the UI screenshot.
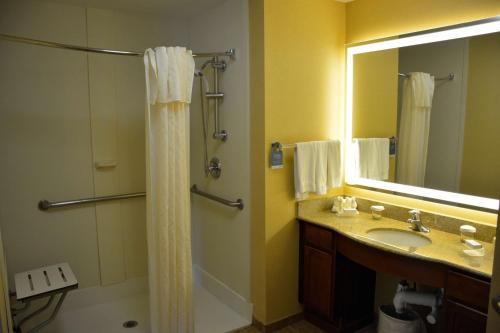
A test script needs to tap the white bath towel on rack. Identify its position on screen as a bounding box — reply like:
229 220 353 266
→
326 140 342 189
294 140 341 200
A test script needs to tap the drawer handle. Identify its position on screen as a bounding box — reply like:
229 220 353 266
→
493 295 500 315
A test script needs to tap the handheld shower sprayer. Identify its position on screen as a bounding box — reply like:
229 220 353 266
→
196 51 234 178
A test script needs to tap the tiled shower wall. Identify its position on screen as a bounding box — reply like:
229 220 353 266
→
0 0 187 289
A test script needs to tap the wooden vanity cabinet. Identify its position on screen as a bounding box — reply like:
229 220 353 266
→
302 245 333 318
444 270 490 333
298 220 491 333
299 221 375 332
444 300 487 333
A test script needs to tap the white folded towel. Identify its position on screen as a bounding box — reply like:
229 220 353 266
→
294 140 342 200
353 138 389 181
326 140 342 189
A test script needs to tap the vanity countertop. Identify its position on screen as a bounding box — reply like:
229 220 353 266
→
298 209 493 278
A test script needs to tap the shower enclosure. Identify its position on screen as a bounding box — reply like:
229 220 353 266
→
0 0 251 332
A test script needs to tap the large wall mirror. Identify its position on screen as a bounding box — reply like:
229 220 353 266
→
346 18 500 211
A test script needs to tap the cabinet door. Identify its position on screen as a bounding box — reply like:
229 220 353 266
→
445 299 487 333
303 245 333 318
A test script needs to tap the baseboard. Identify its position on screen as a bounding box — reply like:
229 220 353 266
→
252 312 304 333
304 311 374 333
193 264 253 321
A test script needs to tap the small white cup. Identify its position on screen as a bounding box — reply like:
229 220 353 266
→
460 225 477 243
370 205 385 220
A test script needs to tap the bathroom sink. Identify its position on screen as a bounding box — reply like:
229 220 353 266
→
365 228 432 248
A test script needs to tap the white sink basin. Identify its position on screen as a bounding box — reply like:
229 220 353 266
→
365 228 431 248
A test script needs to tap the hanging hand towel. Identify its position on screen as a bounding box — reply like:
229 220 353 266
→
353 138 389 181
294 142 319 199
294 140 342 200
326 140 342 189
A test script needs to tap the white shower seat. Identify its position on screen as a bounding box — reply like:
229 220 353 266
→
12 263 78 333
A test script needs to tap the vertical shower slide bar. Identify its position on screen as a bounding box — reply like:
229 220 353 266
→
211 56 228 141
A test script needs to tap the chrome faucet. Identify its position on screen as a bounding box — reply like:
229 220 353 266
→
407 209 430 233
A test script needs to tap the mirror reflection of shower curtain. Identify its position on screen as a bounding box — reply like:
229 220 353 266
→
144 47 195 333
397 72 435 187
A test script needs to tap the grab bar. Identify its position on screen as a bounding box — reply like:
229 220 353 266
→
39 186 243 211
190 184 244 210
38 192 146 211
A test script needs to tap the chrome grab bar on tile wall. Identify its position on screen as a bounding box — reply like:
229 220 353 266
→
190 185 244 210
38 193 146 211
38 185 243 211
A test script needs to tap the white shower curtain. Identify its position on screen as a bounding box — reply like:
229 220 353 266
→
144 47 195 333
397 72 435 187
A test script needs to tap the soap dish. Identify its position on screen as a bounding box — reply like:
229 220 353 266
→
463 248 485 266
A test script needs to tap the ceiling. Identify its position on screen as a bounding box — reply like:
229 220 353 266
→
44 0 356 17
44 0 229 17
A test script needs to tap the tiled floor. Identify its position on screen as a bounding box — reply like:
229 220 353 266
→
234 321 377 333
233 320 326 333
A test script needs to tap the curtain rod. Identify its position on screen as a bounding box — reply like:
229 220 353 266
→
0 33 235 58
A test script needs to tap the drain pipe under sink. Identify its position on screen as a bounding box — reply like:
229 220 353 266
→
393 281 443 324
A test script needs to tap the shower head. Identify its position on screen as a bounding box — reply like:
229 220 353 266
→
195 58 214 77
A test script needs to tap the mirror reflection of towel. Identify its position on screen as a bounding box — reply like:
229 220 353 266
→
353 138 389 180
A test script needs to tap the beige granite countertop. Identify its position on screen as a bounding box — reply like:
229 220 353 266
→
298 209 493 278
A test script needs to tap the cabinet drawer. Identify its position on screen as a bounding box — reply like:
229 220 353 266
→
445 299 487 333
304 223 333 252
303 245 333 318
446 270 490 313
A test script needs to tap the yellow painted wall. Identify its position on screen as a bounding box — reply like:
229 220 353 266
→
346 0 500 44
250 0 345 325
352 49 398 181
460 33 500 199
264 0 345 324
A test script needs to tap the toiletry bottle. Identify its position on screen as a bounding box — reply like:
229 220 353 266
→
351 197 357 209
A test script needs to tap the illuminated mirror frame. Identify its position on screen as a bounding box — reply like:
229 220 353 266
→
345 18 500 211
